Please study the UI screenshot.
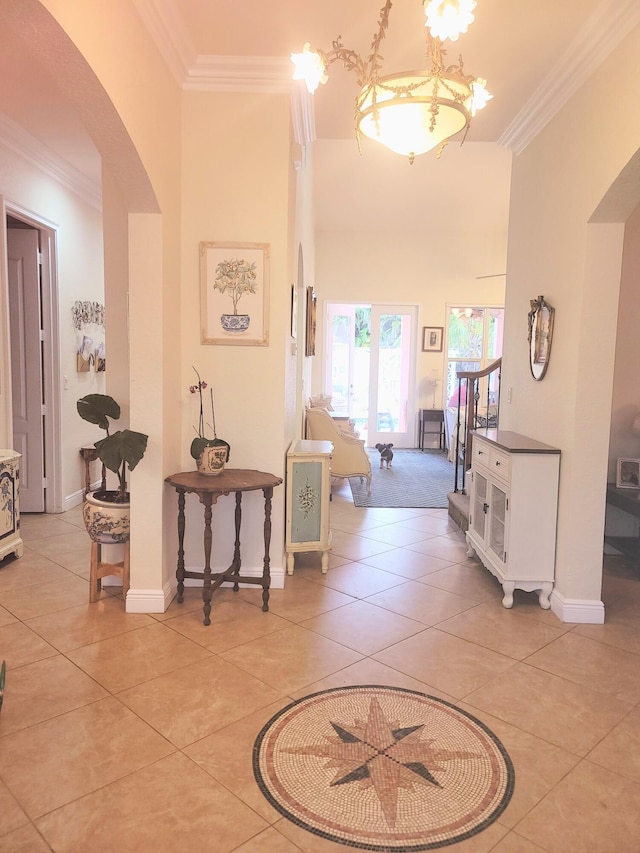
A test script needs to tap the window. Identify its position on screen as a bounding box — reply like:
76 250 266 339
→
445 306 504 406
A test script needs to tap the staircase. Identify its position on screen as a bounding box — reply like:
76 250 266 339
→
447 357 502 532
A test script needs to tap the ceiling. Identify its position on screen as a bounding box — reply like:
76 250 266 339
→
0 0 635 220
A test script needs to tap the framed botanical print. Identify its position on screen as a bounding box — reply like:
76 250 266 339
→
200 241 269 346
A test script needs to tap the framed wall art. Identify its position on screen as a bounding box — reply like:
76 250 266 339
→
305 286 317 357
422 326 443 352
527 295 554 380
616 458 640 489
200 241 269 346
291 283 298 339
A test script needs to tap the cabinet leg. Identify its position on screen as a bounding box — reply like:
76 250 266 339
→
538 583 552 610
465 536 476 559
501 581 515 609
321 552 329 574
286 553 294 575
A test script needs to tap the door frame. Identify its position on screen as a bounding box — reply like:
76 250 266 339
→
2 198 62 513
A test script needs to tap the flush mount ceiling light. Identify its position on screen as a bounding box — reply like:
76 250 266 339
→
291 0 491 164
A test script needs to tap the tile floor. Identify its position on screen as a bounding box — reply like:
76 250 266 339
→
1 482 640 852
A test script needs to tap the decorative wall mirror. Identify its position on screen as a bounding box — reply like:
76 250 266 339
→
527 295 554 380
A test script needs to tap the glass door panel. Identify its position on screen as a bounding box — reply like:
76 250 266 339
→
368 306 416 448
471 472 487 538
488 482 507 562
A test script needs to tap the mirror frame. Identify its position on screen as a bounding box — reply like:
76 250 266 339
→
527 295 554 381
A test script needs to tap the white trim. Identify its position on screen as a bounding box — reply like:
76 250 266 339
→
0 113 102 211
126 584 172 614
4 203 64 514
132 0 194 84
550 589 605 624
500 0 640 155
183 55 293 93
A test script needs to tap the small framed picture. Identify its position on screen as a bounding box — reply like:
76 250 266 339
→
616 458 640 489
422 326 443 352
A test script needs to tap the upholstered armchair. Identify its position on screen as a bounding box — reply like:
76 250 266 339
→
305 407 372 494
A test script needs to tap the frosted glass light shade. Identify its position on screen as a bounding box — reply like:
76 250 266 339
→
356 71 472 158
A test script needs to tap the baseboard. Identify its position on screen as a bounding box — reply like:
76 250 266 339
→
63 489 84 512
126 582 174 613
125 564 286 614
550 589 605 624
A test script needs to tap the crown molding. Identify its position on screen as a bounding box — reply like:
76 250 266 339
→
500 0 640 155
182 55 293 94
0 113 102 211
132 0 194 84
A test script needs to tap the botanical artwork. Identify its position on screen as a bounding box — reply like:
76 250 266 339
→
200 242 269 346
72 300 106 372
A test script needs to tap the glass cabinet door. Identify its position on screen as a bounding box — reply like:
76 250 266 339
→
488 482 507 562
471 471 488 538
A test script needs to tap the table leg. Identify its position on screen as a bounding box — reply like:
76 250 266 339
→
231 491 242 591
261 486 274 612
176 489 186 603
202 497 213 626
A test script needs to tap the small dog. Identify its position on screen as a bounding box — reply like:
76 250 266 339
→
375 443 394 469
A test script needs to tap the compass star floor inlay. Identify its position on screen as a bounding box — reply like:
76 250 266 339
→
253 685 514 851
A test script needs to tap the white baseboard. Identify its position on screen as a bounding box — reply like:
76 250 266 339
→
125 564 286 614
550 589 605 624
63 488 84 512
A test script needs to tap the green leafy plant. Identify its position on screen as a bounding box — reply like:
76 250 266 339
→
77 394 148 503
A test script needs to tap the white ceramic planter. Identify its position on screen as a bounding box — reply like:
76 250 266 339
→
196 445 227 476
83 490 130 544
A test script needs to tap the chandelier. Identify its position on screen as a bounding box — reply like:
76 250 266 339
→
291 0 491 164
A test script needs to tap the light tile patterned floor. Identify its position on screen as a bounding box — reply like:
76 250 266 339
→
1 483 640 852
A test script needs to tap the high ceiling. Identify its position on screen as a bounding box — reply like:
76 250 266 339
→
0 0 635 210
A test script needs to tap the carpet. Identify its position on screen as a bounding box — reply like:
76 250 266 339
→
350 449 454 509
253 685 514 851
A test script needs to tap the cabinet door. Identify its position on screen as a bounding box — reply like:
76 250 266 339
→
471 471 488 539
290 460 323 544
488 481 507 562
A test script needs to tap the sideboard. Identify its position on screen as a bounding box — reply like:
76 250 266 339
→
0 450 23 563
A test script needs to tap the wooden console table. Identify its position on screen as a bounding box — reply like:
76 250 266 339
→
165 469 283 625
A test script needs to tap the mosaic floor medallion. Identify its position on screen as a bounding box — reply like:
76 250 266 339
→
253 685 514 851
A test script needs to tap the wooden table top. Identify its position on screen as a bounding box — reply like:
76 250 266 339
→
165 469 282 495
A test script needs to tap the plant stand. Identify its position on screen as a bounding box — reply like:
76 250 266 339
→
89 540 130 603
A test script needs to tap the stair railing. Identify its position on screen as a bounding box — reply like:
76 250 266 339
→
452 358 502 493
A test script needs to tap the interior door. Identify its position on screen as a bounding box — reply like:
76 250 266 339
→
8 226 45 512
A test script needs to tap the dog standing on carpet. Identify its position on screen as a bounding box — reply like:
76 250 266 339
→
375 443 394 469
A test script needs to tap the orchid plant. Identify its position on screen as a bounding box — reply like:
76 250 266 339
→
189 367 230 462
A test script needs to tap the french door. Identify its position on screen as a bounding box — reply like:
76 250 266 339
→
326 303 417 448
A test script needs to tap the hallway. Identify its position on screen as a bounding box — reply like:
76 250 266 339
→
1 483 639 851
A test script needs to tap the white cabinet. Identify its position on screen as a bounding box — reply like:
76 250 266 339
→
0 450 23 563
466 430 560 609
286 440 333 574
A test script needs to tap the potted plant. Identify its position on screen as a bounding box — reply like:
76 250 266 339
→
189 368 230 475
214 257 257 332
77 393 148 543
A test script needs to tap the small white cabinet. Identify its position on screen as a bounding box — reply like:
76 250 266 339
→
0 450 23 563
466 430 560 609
286 440 333 574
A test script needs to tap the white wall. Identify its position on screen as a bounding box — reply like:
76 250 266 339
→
609 202 640 471
501 23 640 618
179 90 292 579
312 140 510 416
0 141 105 506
